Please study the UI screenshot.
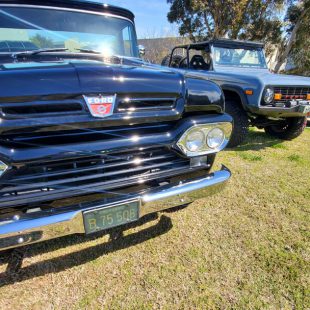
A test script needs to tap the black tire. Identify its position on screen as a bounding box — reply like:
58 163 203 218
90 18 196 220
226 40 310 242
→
225 100 249 147
161 54 183 68
264 116 307 140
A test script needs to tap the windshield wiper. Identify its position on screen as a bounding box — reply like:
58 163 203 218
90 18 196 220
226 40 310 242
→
75 49 124 64
76 48 101 54
11 48 68 59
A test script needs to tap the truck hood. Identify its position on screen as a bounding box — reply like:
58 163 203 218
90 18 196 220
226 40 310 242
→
214 67 310 87
0 59 184 99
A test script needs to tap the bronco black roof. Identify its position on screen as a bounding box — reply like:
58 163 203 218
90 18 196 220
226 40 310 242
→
0 0 135 21
175 39 264 50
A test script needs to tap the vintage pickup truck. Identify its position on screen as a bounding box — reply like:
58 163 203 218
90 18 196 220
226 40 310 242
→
0 0 232 251
162 40 310 147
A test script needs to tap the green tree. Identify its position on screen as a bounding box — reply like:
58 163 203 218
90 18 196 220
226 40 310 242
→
167 0 284 44
274 0 310 74
30 34 54 49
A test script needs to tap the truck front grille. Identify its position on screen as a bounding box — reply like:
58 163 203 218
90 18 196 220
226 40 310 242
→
0 123 175 148
0 95 178 120
0 99 85 118
0 146 193 210
117 97 175 112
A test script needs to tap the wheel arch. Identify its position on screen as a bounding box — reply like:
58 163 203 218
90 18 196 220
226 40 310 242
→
222 87 249 111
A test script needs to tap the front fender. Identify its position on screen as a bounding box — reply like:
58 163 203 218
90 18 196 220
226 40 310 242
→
184 77 225 113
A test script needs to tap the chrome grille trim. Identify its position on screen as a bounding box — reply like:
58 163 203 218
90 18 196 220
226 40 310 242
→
117 97 176 112
0 147 193 209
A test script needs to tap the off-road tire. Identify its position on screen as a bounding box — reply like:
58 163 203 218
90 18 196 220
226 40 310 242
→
264 116 307 140
161 54 183 68
225 100 249 147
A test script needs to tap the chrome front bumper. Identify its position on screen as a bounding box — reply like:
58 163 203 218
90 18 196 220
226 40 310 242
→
250 104 310 118
0 166 231 251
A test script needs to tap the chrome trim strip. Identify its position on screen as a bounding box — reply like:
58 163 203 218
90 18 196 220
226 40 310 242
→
120 98 176 102
0 4 134 24
0 166 231 250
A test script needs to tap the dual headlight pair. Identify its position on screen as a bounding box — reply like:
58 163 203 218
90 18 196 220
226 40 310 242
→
176 122 232 157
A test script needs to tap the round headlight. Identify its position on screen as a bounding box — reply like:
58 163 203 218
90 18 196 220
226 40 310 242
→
264 88 274 104
206 128 225 149
185 130 205 152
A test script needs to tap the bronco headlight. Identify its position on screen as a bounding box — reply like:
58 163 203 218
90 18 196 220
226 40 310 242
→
263 87 274 104
177 123 232 157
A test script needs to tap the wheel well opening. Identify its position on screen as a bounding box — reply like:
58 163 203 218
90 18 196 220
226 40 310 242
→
223 90 243 109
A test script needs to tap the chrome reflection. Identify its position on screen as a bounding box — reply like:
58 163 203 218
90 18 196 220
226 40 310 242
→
0 166 231 250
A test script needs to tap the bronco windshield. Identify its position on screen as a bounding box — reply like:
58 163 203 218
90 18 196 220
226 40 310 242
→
0 5 139 57
212 45 267 69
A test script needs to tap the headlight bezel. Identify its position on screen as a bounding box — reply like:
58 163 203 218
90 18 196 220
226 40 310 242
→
263 87 274 104
176 122 232 157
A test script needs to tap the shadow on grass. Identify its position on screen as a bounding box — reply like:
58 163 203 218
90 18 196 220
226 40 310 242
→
0 213 175 287
226 130 284 152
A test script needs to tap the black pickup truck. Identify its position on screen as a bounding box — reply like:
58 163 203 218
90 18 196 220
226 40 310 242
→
0 0 232 251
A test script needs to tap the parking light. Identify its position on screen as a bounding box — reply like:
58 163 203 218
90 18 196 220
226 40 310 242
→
274 93 282 100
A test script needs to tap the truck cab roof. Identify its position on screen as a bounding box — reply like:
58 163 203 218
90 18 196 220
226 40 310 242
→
0 0 135 21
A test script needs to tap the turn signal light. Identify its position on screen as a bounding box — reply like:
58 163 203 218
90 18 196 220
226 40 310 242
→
274 93 282 100
307 94 310 100
245 89 253 95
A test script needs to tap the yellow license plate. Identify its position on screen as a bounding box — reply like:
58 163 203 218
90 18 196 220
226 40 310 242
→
83 201 139 234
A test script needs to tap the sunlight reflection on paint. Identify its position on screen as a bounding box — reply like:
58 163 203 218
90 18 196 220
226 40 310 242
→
133 158 142 165
131 135 140 142
97 45 113 57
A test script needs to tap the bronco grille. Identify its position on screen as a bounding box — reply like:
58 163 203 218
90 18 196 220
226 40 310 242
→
0 147 192 209
274 87 310 105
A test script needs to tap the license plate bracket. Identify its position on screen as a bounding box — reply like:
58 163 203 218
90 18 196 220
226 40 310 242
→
83 200 140 234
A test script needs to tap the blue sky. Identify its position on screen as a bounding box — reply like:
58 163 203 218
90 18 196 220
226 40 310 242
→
105 0 177 38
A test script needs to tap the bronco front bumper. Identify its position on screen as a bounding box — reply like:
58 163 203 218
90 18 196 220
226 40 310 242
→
0 166 231 251
250 102 310 118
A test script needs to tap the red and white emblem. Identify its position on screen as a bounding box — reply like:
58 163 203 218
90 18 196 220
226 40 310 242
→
83 94 116 118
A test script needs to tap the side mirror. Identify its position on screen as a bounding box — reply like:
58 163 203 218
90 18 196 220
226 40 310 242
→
138 45 145 57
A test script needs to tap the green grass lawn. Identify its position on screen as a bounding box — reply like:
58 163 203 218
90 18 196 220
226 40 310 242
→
0 128 309 309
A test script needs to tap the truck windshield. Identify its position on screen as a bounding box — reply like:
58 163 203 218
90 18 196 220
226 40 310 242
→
212 46 267 69
0 6 139 57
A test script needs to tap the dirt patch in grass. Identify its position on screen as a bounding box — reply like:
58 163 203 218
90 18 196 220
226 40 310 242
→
0 129 309 309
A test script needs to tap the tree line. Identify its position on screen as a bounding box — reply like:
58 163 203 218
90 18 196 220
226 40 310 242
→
166 0 309 74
